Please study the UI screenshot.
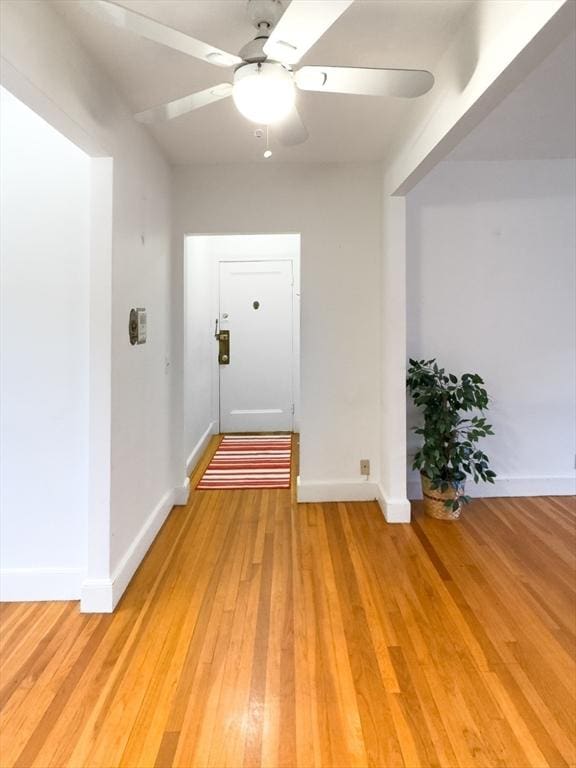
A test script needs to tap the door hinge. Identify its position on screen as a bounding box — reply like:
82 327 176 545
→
291 404 295 415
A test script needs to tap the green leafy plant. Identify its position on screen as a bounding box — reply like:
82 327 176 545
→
407 358 496 511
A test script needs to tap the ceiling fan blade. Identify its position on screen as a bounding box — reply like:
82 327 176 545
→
264 0 354 66
295 66 435 97
274 105 309 146
134 84 233 124
82 0 241 68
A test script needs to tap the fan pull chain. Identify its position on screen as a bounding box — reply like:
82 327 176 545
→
264 126 272 159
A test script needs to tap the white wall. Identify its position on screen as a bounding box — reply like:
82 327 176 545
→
0 87 91 600
384 0 571 195
1 1 181 611
184 237 216 472
378 2 573 521
174 164 381 501
379 195 411 522
406 158 576 498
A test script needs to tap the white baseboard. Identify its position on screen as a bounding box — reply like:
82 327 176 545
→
0 567 83 602
79 577 115 613
295 478 412 523
296 477 379 503
173 477 190 506
376 483 412 523
407 473 576 500
80 486 176 613
186 421 217 476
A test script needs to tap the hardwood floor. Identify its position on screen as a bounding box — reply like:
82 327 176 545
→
1 436 575 768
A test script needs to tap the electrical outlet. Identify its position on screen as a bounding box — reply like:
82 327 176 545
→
360 459 370 477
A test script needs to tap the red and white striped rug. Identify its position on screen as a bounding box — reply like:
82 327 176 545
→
196 434 292 490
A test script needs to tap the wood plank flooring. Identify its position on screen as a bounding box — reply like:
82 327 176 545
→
1 435 575 767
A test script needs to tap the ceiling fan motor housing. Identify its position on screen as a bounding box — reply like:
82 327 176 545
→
239 0 289 66
238 35 270 64
246 0 285 31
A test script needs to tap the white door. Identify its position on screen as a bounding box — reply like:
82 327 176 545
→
219 260 293 433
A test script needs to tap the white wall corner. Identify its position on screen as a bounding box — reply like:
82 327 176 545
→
0 567 83 602
186 421 217 476
296 477 379 503
80 487 175 613
376 483 412 523
380 193 409 522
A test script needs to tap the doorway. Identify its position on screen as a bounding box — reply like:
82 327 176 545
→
184 235 300 466
0 86 92 600
218 259 294 432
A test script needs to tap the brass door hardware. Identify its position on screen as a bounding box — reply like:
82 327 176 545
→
217 329 230 365
129 308 147 345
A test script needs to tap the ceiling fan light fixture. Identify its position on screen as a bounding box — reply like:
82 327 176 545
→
233 62 295 125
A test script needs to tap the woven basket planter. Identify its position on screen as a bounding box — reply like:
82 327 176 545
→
421 474 465 520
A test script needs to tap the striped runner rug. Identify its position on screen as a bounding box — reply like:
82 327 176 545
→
196 434 292 490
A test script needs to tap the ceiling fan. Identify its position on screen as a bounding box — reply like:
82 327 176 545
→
84 0 435 146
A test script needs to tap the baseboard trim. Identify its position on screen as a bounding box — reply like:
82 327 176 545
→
173 477 190 506
407 473 576 500
79 577 115 613
296 477 379 503
0 567 83 602
80 486 176 613
186 421 217 476
376 483 412 523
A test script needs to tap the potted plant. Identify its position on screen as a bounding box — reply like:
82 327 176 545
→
406 358 496 519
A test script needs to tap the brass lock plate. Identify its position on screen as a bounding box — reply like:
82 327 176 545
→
129 308 147 345
218 329 230 364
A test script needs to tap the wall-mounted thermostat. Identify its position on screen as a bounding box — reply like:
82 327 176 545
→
129 308 147 345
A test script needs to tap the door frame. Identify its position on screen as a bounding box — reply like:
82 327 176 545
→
209 236 301 433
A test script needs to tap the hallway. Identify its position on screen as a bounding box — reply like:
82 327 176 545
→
0 437 574 768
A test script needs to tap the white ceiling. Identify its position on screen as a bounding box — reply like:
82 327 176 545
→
447 31 576 161
54 0 471 164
